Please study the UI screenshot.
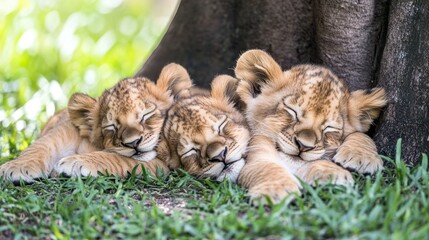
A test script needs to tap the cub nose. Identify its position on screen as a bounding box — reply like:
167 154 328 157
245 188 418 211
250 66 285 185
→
208 146 228 163
294 137 315 152
295 129 317 152
122 136 142 149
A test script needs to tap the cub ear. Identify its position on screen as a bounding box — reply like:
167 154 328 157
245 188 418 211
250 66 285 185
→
234 49 283 102
348 88 387 132
68 93 98 138
210 75 243 109
156 63 193 99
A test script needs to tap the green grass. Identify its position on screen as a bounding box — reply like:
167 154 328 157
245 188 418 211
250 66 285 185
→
1 1 429 239
1 145 428 239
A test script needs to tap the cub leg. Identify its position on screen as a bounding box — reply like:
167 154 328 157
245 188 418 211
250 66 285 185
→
333 132 383 174
238 135 301 204
0 121 83 182
53 151 170 178
294 160 354 186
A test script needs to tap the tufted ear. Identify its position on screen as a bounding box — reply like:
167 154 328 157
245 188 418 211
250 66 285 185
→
68 93 98 138
234 49 284 102
210 75 244 109
156 63 193 99
348 88 387 132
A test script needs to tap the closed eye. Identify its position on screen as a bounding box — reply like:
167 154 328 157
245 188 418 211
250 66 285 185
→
181 148 200 158
218 117 228 134
140 107 157 123
285 107 298 121
102 124 116 131
323 126 341 133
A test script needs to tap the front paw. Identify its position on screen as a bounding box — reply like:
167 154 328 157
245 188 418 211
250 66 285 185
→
54 156 98 177
333 133 383 174
0 161 47 182
247 173 301 205
300 160 354 186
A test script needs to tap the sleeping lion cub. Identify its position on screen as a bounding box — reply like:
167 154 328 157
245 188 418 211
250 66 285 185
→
235 50 387 203
0 67 249 183
55 75 250 182
155 75 250 181
0 63 192 182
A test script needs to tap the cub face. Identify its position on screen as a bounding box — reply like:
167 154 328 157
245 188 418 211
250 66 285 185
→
160 75 250 182
68 63 192 161
235 50 387 161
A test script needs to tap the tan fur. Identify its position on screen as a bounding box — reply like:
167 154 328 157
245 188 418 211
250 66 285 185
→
55 74 250 182
333 132 383 173
0 63 192 182
40 109 69 136
347 88 387 133
235 49 387 203
154 75 250 182
52 152 169 178
238 135 301 204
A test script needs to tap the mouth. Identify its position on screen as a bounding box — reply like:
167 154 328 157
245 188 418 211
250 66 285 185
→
216 158 245 183
131 149 156 162
276 142 301 158
223 158 242 170
132 151 149 157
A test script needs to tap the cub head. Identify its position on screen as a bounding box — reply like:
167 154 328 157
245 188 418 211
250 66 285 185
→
235 49 387 161
159 75 250 182
68 63 192 161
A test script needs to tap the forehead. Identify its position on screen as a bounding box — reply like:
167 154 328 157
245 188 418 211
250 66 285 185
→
174 102 220 132
99 78 156 114
288 67 346 114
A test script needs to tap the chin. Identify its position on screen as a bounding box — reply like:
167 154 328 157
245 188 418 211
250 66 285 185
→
215 159 245 183
131 150 157 162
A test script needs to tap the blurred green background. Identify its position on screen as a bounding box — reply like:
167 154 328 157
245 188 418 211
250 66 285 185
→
0 0 178 163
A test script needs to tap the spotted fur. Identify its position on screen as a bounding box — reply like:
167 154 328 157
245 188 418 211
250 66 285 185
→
0 63 192 182
56 75 250 182
235 49 387 203
153 75 250 182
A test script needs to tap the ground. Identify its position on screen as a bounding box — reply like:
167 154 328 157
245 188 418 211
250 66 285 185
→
1 150 428 239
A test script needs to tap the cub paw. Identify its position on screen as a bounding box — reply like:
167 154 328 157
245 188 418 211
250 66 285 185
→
301 160 354 186
247 176 301 205
0 161 47 182
54 156 98 177
333 133 383 174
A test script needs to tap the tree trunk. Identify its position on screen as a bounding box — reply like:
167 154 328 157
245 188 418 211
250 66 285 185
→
373 0 429 165
136 0 429 164
313 0 388 90
236 0 314 70
135 0 237 88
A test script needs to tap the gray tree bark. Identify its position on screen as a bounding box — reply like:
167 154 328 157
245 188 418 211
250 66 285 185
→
313 0 388 90
236 0 314 71
373 0 429 165
136 0 429 164
135 0 237 88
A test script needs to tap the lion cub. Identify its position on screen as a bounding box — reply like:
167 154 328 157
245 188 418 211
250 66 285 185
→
55 75 250 182
0 64 192 182
235 50 387 203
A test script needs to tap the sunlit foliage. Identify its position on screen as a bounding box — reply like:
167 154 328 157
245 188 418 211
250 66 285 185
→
0 0 177 162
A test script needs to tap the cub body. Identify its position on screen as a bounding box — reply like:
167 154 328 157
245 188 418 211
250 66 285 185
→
56 75 250 182
235 50 387 203
157 75 250 182
0 64 192 182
